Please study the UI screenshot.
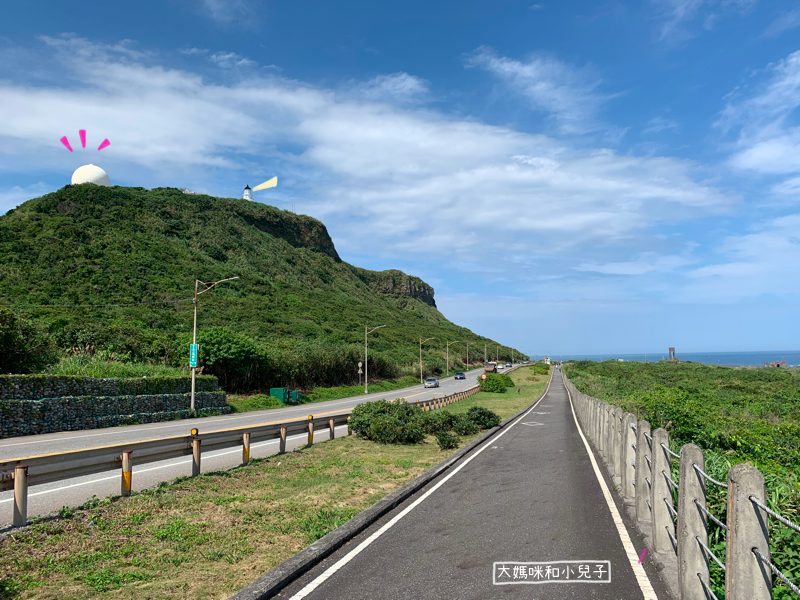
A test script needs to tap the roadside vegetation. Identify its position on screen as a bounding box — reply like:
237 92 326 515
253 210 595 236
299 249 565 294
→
0 368 547 600
564 360 800 600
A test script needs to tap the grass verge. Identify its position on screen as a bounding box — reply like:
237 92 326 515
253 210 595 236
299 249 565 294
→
0 374 547 600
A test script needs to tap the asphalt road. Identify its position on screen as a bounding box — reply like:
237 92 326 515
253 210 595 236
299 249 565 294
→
0 367 490 527
275 368 669 600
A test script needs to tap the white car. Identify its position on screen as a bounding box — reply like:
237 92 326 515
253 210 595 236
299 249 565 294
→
496 364 504 370
424 378 439 388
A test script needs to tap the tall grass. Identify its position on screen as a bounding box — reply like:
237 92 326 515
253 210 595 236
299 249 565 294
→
45 354 190 378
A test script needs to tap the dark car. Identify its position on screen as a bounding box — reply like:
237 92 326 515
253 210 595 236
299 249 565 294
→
454 371 466 380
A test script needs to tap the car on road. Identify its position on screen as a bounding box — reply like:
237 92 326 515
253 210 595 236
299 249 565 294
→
505 362 512 368
424 377 440 388
454 371 465 380
496 364 504 369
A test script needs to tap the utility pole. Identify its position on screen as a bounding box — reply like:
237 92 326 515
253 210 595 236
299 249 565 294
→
191 276 239 413
484 343 487 363
446 340 462 377
419 337 435 384
496 345 499 362
364 324 386 394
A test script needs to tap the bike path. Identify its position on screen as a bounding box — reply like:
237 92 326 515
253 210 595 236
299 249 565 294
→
276 369 667 600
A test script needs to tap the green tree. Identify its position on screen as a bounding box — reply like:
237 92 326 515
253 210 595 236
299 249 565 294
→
0 308 58 373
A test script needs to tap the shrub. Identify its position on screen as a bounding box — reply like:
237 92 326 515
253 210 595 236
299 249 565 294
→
452 414 479 435
349 399 425 444
479 373 512 393
436 431 459 450
467 406 501 429
367 415 425 444
0 308 58 374
422 410 456 435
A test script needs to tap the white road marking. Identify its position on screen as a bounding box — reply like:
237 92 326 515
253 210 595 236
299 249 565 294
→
520 422 544 427
288 376 554 600
563 377 657 600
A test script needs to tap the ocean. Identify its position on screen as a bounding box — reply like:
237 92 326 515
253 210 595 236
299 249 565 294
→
534 350 800 368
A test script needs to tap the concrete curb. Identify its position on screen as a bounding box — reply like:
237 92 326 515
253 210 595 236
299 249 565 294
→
228 372 548 600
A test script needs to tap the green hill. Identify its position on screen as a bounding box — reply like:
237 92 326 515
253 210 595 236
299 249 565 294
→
0 184 522 390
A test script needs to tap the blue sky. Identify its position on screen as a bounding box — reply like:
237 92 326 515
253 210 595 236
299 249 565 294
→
1 0 798 356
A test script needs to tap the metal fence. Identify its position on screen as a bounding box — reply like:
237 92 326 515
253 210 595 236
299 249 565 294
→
562 372 800 600
2 384 481 528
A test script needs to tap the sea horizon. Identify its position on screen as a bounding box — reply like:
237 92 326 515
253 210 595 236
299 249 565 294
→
524 350 800 368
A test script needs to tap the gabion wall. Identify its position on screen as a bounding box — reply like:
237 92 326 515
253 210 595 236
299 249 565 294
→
0 375 218 401
0 391 229 439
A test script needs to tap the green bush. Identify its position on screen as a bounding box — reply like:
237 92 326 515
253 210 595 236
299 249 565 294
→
479 373 512 393
0 308 58 374
452 414 480 435
467 406 501 429
422 410 456 435
436 432 459 450
533 363 551 375
367 415 425 444
349 399 425 444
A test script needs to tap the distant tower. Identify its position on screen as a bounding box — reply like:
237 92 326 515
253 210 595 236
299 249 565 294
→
243 185 253 201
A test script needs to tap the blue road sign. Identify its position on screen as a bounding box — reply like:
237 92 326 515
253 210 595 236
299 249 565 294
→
190 343 198 367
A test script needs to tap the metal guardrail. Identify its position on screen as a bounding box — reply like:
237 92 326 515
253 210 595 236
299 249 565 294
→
2 380 486 527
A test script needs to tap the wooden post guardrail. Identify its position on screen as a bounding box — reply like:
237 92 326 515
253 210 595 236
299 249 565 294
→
12 465 27 528
242 432 251 464
121 450 132 497
192 438 202 477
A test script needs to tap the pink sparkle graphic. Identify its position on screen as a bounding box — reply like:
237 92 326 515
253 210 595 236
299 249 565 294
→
60 136 74 152
638 548 647 563
79 129 87 148
97 139 110 151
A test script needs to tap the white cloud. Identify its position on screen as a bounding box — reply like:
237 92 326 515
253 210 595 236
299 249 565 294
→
201 0 258 26
465 47 614 135
208 51 256 68
718 50 800 178
353 73 430 104
683 214 800 301
576 252 692 275
644 116 679 134
0 36 736 297
652 0 755 42
762 8 800 39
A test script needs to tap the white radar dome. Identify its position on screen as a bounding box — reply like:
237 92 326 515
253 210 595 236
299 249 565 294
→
71 164 110 187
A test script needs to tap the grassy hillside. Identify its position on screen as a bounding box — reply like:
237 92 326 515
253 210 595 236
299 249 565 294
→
0 184 522 390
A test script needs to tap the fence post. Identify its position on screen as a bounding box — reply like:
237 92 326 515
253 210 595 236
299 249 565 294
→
605 404 615 466
12 465 28 528
347 416 352 435
726 463 771 600
242 432 251 464
677 443 709 600
635 420 652 523
192 438 201 477
121 450 132 497
621 413 636 499
307 416 314 445
329 418 335 440
612 407 623 483
280 426 287 453
651 428 675 554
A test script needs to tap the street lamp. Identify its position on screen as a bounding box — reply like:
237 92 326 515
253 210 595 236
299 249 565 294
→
419 337 435 383
364 324 386 394
191 277 239 412
466 342 476 370
446 340 462 377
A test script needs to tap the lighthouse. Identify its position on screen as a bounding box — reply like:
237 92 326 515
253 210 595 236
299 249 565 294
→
242 185 253 201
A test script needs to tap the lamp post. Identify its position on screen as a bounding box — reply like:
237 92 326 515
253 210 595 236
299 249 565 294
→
446 340 462 377
419 337 435 384
364 324 386 394
466 342 476 370
191 276 239 413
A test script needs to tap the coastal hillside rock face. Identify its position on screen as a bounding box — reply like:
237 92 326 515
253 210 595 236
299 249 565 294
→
356 269 436 307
